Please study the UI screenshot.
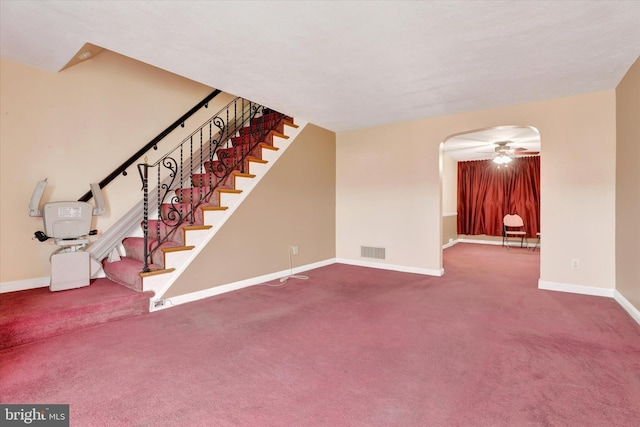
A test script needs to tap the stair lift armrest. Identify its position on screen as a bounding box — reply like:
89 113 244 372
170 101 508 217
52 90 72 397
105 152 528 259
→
29 179 48 217
28 180 105 217
90 183 105 216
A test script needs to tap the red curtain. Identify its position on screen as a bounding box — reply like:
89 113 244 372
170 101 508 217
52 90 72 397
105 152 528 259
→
457 156 540 238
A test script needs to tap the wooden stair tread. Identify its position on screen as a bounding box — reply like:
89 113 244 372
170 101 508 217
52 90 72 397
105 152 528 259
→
183 225 213 231
248 157 268 164
232 171 256 179
271 131 289 139
161 245 195 254
140 268 176 278
218 188 242 194
200 206 229 211
259 143 279 151
284 122 298 128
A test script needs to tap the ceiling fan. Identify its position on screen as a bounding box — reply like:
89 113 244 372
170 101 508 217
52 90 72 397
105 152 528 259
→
481 141 540 164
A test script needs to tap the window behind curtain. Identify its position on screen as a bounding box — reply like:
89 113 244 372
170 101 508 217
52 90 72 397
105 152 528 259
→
457 156 540 238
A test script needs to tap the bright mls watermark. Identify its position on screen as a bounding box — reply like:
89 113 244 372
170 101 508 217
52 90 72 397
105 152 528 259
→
1 405 69 426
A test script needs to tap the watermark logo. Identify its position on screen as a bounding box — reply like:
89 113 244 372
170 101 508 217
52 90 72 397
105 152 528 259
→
1 405 69 426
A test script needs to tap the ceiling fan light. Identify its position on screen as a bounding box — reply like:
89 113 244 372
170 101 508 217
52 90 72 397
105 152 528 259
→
493 154 512 164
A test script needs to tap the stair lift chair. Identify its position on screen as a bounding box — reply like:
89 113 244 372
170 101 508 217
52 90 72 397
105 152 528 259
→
29 179 105 291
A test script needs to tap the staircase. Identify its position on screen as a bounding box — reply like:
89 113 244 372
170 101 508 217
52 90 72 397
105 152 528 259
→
101 102 304 308
0 98 305 351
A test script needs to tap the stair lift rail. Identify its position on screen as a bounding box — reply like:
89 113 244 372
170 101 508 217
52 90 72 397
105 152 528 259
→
78 89 221 203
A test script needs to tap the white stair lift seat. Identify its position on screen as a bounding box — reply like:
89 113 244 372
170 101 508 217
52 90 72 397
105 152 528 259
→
29 179 105 291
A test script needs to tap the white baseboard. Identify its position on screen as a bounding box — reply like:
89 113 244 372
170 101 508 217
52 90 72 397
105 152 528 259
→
538 279 615 297
614 290 640 325
0 277 49 293
456 238 505 246
335 258 443 277
455 238 539 250
539 279 640 325
154 258 337 311
442 240 457 249
155 257 445 311
442 238 514 249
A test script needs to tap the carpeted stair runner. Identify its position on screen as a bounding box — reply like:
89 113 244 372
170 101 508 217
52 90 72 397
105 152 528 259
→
102 111 294 291
0 278 153 350
0 111 293 351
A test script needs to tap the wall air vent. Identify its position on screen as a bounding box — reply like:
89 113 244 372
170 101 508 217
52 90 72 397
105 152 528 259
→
361 246 386 260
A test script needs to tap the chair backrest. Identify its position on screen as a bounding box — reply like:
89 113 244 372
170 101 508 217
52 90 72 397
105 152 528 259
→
503 214 524 227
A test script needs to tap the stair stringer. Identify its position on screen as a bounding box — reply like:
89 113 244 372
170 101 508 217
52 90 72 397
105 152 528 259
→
143 120 308 308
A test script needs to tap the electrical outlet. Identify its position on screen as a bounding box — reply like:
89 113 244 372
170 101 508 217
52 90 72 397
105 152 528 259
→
153 299 166 308
291 245 299 256
571 259 580 269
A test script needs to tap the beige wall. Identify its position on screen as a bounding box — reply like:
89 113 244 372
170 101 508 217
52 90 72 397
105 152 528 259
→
440 152 458 246
441 152 457 214
615 57 640 309
164 124 336 298
0 52 230 282
337 91 616 289
441 215 458 246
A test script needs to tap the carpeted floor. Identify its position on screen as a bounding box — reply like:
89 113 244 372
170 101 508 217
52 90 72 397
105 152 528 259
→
1 243 639 426
0 278 152 349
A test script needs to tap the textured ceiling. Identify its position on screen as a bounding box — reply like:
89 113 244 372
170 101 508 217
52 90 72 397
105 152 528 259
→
1 1 639 134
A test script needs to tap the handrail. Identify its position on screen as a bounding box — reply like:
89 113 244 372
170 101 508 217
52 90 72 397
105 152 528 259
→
78 89 222 202
137 97 288 272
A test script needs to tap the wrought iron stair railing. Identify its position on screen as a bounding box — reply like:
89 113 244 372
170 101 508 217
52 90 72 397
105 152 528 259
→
137 97 290 272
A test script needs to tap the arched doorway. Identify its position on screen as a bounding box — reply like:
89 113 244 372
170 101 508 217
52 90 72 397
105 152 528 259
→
439 125 541 271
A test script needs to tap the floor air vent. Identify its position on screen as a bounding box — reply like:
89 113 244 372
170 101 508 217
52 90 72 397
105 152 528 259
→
361 246 386 260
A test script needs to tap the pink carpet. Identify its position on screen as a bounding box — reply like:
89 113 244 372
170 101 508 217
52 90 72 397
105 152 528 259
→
0 278 152 349
1 244 639 426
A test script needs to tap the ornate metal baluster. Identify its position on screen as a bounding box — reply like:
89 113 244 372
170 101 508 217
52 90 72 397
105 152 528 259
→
138 158 150 272
155 163 161 265
187 145 193 224
137 97 288 273
199 127 203 207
